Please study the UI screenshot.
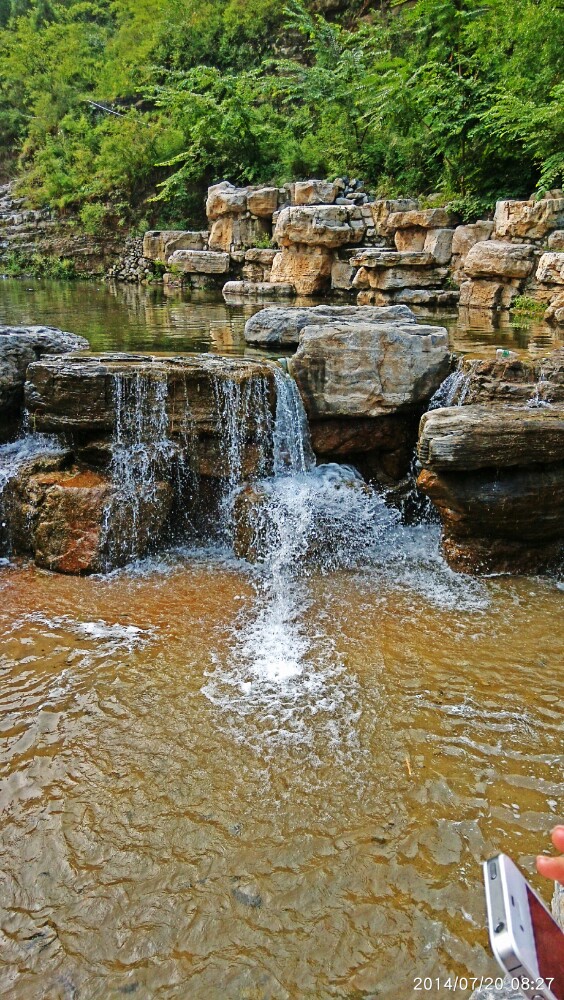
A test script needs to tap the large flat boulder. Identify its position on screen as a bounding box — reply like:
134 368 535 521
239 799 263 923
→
349 249 435 268
167 249 230 274
418 405 564 471
493 197 564 240
273 205 364 248
288 321 449 418
25 354 276 439
244 304 417 345
464 240 535 279
386 207 459 230
0 325 89 420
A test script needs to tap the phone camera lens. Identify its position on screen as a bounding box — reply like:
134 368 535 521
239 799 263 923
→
494 921 505 933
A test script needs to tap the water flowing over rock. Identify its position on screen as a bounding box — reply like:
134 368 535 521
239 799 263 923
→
417 348 564 573
4 353 328 572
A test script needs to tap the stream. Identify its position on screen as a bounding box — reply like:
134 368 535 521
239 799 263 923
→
0 278 563 1000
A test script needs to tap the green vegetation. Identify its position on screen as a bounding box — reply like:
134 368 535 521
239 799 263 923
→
3 249 77 278
1 0 563 227
511 295 547 319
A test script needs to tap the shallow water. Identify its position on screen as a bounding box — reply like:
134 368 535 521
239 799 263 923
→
0 540 562 1000
0 278 563 999
1 277 563 359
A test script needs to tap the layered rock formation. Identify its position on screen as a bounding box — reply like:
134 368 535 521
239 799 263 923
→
245 304 449 484
417 349 564 572
138 181 564 323
0 325 89 435
2 354 280 573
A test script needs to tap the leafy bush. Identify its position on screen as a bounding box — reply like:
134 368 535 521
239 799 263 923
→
1 0 563 225
3 250 77 278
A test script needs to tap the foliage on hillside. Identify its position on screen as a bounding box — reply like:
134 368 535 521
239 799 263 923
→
1 0 563 227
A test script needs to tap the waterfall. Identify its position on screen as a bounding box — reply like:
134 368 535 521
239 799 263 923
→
527 365 551 409
0 433 65 555
428 359 478 409
103 370 177 565
271 367 315 475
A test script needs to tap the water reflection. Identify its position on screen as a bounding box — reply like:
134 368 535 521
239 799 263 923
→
1 278 563 359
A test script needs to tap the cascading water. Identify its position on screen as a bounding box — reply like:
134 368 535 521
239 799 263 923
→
0 432 65 555
102 370 178 565
428 359 478 409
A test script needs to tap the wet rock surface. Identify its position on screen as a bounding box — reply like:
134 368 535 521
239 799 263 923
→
0 325 89 421
5 353 281 573
417 347 564 573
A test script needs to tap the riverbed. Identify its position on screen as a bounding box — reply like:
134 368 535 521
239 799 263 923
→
0 278 563 999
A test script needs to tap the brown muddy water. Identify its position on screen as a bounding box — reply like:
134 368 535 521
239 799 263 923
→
0 279 563 999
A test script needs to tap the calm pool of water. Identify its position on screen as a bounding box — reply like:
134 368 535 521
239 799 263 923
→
1 277 563 359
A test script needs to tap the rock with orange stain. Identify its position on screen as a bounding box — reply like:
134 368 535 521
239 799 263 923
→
4 459 172 574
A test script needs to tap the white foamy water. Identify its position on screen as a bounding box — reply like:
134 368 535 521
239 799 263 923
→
0 433 64 493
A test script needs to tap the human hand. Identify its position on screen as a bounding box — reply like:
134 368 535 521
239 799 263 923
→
536 826 564 883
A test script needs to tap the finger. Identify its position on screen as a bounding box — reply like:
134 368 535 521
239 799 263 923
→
551 826 564 851
536 854 564 882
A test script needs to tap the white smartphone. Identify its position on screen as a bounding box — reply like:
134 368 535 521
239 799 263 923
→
483 854 564 1000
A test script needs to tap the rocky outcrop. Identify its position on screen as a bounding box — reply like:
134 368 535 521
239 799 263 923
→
459 240 537 310
1 353 282 573
244 303 416 345
289 320 449 419
493 197 564 240
0 326 89 431
167 249 230 274
417 348 564 573
142 230 208 262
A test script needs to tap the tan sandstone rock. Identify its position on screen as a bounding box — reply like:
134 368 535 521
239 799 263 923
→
464 240 535 280
206 181 247 219
545 292 564 324
247 187 280 217
270 246 333 295
288 320 449 419
547 230 564 251
294 180 339 205
458 279 519 310
387 208 459 230
493 198 564 240
143 230 208 262
536 251 564 285
451 221 494 258
273 205 363 248
208 215 269 252
394 228 426 252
